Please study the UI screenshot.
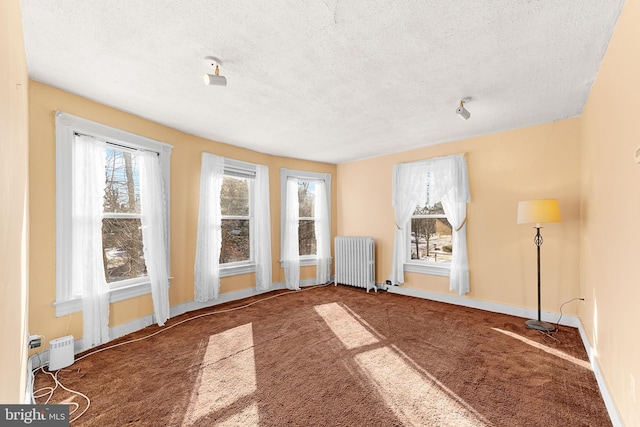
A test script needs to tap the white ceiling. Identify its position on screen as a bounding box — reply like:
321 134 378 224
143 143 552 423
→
20 1 624 164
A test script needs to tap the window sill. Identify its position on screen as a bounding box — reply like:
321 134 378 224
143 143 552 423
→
404 262 450 277
53 280 154 317
220 262 256 277
278 256 322 268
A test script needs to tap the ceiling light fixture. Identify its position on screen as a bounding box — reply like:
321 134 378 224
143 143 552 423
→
203 56 227 86
456 99 470 120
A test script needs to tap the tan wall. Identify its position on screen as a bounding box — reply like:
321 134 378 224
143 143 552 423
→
28 81 337 345
579 0 640 424
0 0 30 403
337 119 582 314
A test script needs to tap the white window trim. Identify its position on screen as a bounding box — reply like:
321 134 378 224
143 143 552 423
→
279 168 331 267
54 111 172 317
219 158 257 277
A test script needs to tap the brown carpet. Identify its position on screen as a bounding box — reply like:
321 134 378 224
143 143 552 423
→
35 285 611 426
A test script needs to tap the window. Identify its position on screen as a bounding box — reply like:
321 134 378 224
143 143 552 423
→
55 112 172 316
220 174 252 264
390 154 470 294
408 201 452 273
195 155 271 300
103 148 147 283
298 180 317 256
219 161 256 276
280 169 331 266
404 174 452 277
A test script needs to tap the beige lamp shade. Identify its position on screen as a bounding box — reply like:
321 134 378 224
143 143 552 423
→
517 199 562 225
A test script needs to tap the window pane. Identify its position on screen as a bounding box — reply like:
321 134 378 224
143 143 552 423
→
298 181 315 218
221 176 250 216
220 219 250 263
104 148 140 213
410 217 453 263
102 218 147 282
299 219 316 255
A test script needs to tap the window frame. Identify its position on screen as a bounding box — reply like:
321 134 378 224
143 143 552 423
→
54 112 172 317
279 168 331 267
219 158 257 277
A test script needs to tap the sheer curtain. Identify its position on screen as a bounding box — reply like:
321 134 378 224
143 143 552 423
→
73 134 109 349
430 155 471 295
389 161 430 285
314 180 331 284
283 177 300 290
254 165 272 291
194 153 224 302
139 151 170 326
389 154 470 294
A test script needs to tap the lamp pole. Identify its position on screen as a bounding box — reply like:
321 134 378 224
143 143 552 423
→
535 226 542 322
525 225 555 332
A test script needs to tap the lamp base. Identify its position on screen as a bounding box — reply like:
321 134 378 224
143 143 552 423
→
525 319 556 332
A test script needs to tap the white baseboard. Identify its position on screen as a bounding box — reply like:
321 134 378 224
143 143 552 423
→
384 285 580 327
384 284 621 426
577 321 622 427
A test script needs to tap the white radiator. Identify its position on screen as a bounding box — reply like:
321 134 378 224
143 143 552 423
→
49 335 75 371
334 236 376 292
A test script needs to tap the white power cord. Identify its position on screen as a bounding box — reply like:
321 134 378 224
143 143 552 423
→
33 283 331 422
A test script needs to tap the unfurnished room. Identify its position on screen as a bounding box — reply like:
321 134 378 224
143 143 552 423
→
2 1 639 426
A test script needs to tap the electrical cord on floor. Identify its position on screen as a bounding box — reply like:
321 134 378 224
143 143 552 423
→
538 329 561 344
32 283 331 422
33 364 88 422
535 297 586 345
76 283 331 363
555 297 585 330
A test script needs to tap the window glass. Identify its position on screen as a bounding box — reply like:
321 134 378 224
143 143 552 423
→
220 175 251 263
410 201 452 264
298 180 316 255
103 149 141 213
102 148 147 283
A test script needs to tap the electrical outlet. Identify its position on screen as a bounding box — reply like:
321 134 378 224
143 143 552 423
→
28 335 42 349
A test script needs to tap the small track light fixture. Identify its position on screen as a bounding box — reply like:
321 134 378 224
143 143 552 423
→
203 56 227 86
456 99 470 120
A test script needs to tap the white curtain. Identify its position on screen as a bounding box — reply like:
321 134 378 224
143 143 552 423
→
283 177 300 290
389 161 430 285
389 154 470 295
194 153 224 302
139 151 171 326
73 134 109 350
314 180 331 284
430 155 471 295
254 165 272 291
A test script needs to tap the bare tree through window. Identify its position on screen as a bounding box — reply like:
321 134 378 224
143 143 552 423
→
411 201 452 263
220 175 251 263
102 148 147 282
298 180 317 255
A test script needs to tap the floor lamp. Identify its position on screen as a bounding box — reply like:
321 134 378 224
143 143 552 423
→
517 199 562 332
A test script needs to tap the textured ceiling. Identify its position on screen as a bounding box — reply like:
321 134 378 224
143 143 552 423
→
20 1 624 164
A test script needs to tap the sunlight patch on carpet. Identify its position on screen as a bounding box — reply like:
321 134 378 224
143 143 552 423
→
214 402 259 426
314 302 379 349
492 328 592 370
183 323 257 426
355 347 488 426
